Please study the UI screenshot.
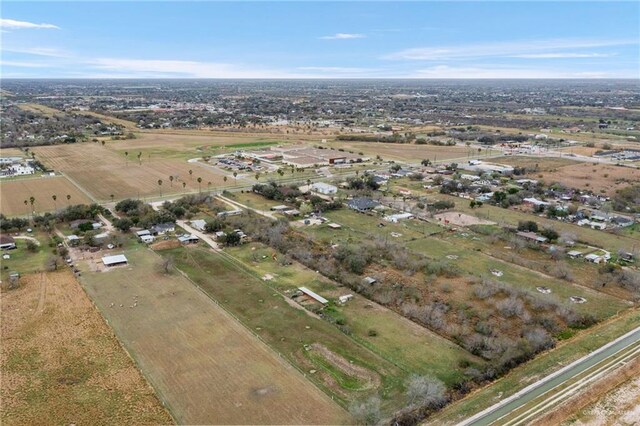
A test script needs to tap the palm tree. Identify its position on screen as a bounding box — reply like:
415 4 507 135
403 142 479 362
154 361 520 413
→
277 169 284 182
137 152 142 165
169 175 174 187
197 177 202 193
207 181 212 194
110 194 115 203
233 171 238 184
66 194 71 205
52 194 57 211
189 169 193 181
223 176 228 185
124 151 129 165
29 196 36 215
101 140 106 147
255 172 260 181
157 179 163 197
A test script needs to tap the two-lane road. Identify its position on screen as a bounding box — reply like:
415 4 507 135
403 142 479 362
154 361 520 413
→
459 326 640 426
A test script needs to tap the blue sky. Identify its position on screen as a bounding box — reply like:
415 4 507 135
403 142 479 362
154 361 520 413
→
1 1 639 78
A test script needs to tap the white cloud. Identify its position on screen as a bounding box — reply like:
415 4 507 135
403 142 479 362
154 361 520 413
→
0 18 59 30
384 38 636 60
2 47 71 57
510 53 613 59
88 58 298 78
408 65 630 79
319 33 366 40
0 60 51 68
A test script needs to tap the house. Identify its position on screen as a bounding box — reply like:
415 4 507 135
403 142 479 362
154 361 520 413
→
310 182 338 195
282 209 301 216
67 235 80 246
190 219 207 231
620 252 635 263
522 197 550 208
347 197 380 212
140 235 155 244
178 234 199 244
217 209 243 217
384 213 414 223
214 231 226 239
150 223 175 235
136 229 151 237
516 231 548 244
297 287 328 305
567 250 583 258
101 254 128 267
584 253 605 263
0 235 17 250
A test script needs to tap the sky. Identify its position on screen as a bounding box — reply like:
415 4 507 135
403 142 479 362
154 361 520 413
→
1 1 639 79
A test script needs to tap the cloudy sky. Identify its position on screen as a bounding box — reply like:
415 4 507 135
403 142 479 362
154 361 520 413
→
1 1 638 78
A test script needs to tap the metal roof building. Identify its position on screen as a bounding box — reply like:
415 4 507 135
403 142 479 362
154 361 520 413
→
101 254 128 267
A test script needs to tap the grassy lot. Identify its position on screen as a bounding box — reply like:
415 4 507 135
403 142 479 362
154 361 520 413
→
165 245 417 412
426 308 640 425
79 247 348 424
1 270 172 425
224 190 285 211
1 233 51 282
225 242 483 387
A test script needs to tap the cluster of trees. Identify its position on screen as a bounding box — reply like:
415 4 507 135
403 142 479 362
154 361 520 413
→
346 174 379 191
114 199 176 230
252 182 302 202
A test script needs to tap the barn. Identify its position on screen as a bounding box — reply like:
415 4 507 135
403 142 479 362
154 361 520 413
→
102 254 128 267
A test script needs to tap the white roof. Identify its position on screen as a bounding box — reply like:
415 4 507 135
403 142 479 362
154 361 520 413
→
102 254 128 265
136 230 151 236
67 235 80 240
190 219 206 230
298 287 328 304
311 182 337 190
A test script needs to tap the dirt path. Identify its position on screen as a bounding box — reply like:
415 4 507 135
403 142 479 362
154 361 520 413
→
13 235 41 246
216 194 278 219
34 272 46 316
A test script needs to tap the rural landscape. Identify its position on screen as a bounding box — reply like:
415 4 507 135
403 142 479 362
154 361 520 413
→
1 1 639 426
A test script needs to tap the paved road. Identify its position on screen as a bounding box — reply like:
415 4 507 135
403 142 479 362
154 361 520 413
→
459 326 640 426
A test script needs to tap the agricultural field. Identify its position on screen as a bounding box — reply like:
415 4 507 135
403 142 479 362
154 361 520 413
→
79 247 348 425
531 162 640 196
33 143 233 201
1 270 172 425
0 176 93 216
494 155 581 171
325 140 490 163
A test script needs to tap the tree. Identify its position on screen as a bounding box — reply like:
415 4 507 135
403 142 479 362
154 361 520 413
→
46 255 60 271
421 159 432 166
406 375 446 407
101 140 105 147
124 151 129 165
204 218 223 233
197 177 202 193
189 169 193 181
29 196 36 214
113 218 133 232
207 181 212 193
52 194 57 210
157 255 175 274
169 175 174 187
66 194 71 205
137 151 142 165
158 179 163 197
222 231 241 246
349 396 381 425
233 171 238 184
110 194 115 203
223 176 228 185
182 181 187 192
26 240 38 252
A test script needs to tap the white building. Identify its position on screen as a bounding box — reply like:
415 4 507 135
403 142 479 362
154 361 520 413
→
310 182 338 195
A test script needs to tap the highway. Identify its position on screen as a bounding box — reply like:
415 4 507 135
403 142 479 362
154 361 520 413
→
459 326 640 426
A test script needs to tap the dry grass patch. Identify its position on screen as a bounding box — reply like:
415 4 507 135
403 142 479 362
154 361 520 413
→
0 271 172 425
0 176 93 216
538 163 640 195
326 141 475 162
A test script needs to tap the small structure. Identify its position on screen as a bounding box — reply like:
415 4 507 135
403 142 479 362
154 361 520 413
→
516 231 548 244
310 182 338 195
151 223 175 235
298 287 328 305
338 294 354 304
140 235 155 244
0 235 17 250
567 250 583 258
190 220 206 231
384 212 414 223
522 197 550 208
101 254 128 267
347 197 380 212
217 209 243 217
271 205 290 212
178 234 200 244
282 209 301 217
363 276 377 285
327 223 342 229
136 230 151 237
67 235 80 246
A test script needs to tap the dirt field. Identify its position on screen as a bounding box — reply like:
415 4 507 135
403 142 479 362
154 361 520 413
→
495 155 581 171
535 162 640 195
0 175 93 216
0 271 172 425
434 211 496 227
34 143 233 201
79 247 349 424
326 140 481 162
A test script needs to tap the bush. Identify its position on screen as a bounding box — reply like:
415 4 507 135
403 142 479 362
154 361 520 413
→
26 240 39 253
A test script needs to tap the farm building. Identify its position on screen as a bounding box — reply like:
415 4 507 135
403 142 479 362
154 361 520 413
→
384 212 414 223
102 254 128 267
136 230 151 237
310 182 338 195
190 219 206 231
298 287 328 305
178 234 200 244
271 205 290 212
151 223 175 235
0 235 17 250
516 231 548 244
140 235 155 244
217 209 243 217
522 197 550 208
347 197 380 212
67 235 80 245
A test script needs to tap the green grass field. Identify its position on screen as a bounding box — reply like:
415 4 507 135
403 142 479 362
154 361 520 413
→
1 233 51 282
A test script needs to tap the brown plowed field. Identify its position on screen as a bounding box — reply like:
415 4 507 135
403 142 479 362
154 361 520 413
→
34 144 232 201
0 271 172 425
0 176 93 216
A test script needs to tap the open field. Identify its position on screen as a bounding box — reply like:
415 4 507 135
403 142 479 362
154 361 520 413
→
1 271 172 425
79 247 348 424
0 176 93 216
0 232 50 282
494 155 581 171
34 143 233 201
225 241 482 387
165 245 417 412
16 103 61 116
326 140 491 163
425 308 640 425
533 162 640 196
